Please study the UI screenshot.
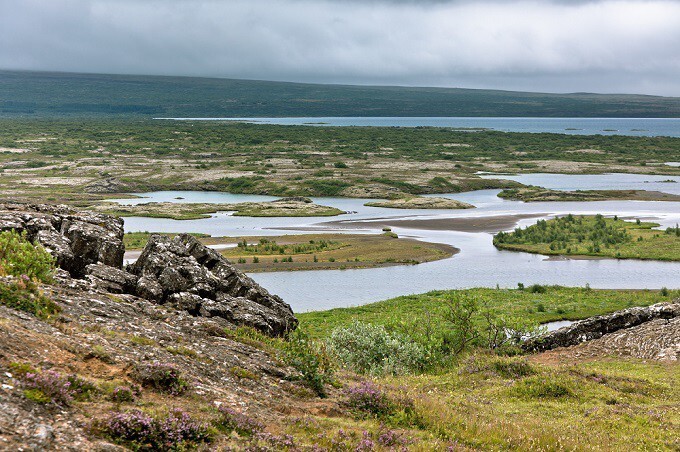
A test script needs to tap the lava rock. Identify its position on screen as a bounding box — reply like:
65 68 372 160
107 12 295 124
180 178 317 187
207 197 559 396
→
129 234 297 336
524 302 680 352
0 202 124 277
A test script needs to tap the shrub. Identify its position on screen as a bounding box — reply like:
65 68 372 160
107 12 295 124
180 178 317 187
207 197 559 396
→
343 381 394 418
133 363 188 395
97 409 210 451
216 406 264 436
21 370 96 406
282 329 334 397
110 384 142 403
0 230 55 282
327 321 426 376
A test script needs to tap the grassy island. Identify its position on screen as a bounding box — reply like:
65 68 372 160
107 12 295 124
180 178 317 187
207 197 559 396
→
94 198 344 220
494 214 680 261
124 232 457 271
498 186 680 202
364 196 474 209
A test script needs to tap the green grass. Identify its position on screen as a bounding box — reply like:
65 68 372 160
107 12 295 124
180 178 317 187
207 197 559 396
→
297 286 677 340
494 214 680 261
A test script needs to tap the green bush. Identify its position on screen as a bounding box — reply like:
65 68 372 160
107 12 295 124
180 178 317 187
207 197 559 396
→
327 321 426 376
0 230 55 282
282 329 334 397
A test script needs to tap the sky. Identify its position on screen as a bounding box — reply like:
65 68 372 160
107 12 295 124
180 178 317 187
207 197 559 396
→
1 0 679 95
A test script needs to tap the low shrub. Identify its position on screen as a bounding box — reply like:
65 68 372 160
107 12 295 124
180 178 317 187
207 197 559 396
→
0 230 55 282
133 363 188 395
97 409 211 451
327 321 426 376
0 276 60 319
110 384 142 403
342 381 395 418
21 370 97 406
282 328 334 397
216 406 264 436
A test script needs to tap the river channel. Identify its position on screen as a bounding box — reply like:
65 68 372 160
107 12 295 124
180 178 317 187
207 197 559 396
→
112 173 680 312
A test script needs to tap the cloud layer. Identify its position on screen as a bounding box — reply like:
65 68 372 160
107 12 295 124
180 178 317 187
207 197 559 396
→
1 0 679 95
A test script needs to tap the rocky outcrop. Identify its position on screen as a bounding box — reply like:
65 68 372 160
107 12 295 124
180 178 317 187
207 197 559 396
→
524 302 680 352
129 234 297 336
0 202 297 336
0 202 124 277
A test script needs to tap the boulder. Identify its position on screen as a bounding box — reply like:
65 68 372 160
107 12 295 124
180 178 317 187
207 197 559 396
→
0 202 124 277
85 263 138 294
524 302 680 352
129 234 297 336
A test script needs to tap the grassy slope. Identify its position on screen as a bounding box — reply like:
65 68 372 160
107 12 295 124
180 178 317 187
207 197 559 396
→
3 70 680 118
494 216 680 261
297 286 678 340
294 287 680 449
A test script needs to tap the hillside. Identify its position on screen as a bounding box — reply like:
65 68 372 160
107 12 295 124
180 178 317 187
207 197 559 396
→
2 70 680 118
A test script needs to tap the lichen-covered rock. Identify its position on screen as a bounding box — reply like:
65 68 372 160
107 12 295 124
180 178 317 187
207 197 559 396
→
524 302 680 352
0 202 124 277
85 263 138 294
129 234 297 336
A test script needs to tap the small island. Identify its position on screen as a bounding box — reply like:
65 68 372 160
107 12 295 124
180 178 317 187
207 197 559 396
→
92 197 345 220
365 196 474 209
494 214 680 261
124 231 458 271
498 186 680 202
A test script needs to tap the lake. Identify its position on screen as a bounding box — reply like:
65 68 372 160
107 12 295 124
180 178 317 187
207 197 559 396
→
156 117 680 137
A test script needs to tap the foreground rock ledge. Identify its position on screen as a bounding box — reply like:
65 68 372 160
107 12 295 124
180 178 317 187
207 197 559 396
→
524 302 680 355
0 202 297 336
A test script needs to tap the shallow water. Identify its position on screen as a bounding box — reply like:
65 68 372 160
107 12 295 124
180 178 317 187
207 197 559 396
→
113 173 680 312
156 117 680 138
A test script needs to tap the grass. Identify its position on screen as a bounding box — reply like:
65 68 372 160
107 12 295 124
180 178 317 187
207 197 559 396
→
297 286 678 340
494 214 680 261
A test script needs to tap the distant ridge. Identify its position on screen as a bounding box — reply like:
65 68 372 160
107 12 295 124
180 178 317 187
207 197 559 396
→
1 69 679 118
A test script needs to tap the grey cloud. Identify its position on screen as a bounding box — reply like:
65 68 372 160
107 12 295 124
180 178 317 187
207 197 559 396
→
0 0 679 95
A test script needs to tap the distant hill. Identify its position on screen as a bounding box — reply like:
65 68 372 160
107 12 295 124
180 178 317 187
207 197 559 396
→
1 70 679 118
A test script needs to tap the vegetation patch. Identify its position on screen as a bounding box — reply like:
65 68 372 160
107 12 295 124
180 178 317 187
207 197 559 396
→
499 186 680 202
0 230 55 281
494 214 680 261
94 409 211 451
365 196 474 209
132 362 189 395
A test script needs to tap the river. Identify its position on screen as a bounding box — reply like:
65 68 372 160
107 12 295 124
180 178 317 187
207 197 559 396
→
111 173 680 312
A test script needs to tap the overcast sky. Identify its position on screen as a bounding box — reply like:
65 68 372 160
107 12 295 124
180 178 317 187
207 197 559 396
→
1 0 679 95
